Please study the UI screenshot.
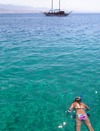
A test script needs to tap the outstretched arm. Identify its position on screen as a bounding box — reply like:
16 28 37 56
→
67 103 74 116
85 104 90 111
67 110 71 116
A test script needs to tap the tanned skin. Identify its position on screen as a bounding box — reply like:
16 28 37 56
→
67 98 90 116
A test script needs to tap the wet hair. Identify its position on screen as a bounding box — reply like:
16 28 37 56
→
73 97 81 104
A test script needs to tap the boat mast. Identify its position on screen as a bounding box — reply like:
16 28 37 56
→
51 0 53 12
59 0 60 12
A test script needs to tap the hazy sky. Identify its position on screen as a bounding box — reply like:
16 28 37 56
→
0 0 100 12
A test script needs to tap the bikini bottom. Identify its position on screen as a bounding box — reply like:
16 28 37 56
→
77 114 87 120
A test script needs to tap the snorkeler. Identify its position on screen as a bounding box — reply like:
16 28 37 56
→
67 97 94 131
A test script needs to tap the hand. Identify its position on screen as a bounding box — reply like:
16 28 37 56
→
67 112 70 116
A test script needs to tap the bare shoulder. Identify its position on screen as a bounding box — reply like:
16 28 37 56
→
81 102 85 105
72 102 76 105
81 102 85 106
72 102 77 106
81 103 88 107
71 102 76 107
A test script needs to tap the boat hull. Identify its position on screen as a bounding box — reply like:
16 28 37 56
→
44 11 72 17
44 13 69 17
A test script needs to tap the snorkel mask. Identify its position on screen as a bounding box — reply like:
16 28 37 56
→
75 97 81 102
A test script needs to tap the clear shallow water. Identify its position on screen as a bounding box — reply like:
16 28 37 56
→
0 13 100 131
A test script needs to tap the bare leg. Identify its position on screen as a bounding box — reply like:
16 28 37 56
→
83 116 94 131
75 117 82 131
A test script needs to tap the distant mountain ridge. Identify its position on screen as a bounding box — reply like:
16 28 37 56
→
0 4 49 13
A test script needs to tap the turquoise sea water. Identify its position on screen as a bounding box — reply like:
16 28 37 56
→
0 13 100 131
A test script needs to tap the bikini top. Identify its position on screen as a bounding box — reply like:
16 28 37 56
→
75 108 85 110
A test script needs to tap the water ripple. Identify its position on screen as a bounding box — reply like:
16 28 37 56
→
0 13 100 130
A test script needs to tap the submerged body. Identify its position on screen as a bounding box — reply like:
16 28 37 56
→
67 97 94 131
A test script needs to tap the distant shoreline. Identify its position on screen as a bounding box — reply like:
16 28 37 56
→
0 4 100 14
0 10 42 13
0 4 49 14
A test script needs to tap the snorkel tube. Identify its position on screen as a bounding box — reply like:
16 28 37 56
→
80 95 82 102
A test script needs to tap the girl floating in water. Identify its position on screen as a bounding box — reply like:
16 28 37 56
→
67 97 94 131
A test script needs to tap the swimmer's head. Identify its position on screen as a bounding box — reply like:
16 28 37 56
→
75 97 81 102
